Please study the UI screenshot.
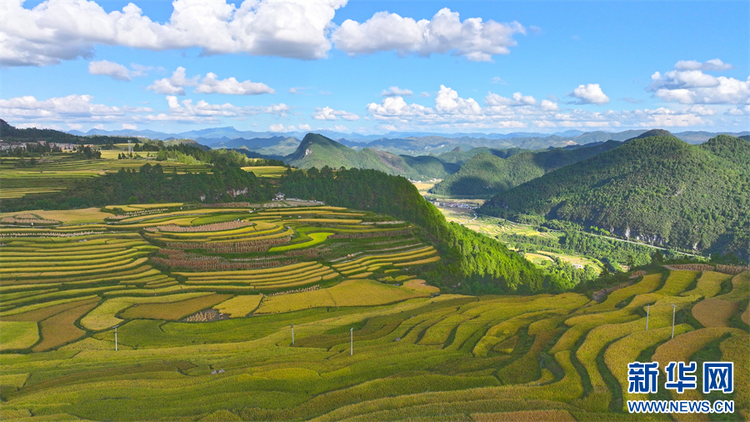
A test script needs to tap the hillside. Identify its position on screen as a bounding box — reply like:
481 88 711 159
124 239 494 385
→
285 133 458 180
1 209 747 419
481 131 750 258
205 135 300 156
431 140 621 196
1 118 80 143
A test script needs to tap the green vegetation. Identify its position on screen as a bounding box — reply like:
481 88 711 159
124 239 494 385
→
285 133 459 180
481 132 750 260
0 321 39 351
430 141 621 196
1 125 748 420
1 235 745 420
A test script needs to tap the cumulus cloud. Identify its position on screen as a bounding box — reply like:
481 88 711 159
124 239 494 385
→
365 85 721 132
145 96 289 123
0 94 129 121
648 61 749 104
0 0 347 67
312 106 360 121
194 72 274 95
122 123 138 130
367 96 430 118
485 92 537 107
569 84 610 105
269 123 297 132
147 67 198 95
148 67 273 96
1 1 530 67
541 99 559 111
332 8 525 62
435 85 481 114
381 86 413 97
88 60 146 81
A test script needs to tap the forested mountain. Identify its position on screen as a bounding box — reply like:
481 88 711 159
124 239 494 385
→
285 133 459 180
0 119 183 146
430 140 621 196
1 119 80 143
481 131 750 259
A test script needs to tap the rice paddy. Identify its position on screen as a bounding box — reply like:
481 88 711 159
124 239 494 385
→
0 202 747 420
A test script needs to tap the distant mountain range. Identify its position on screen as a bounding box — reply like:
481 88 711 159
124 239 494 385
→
63 125 749 156
481 130 750 258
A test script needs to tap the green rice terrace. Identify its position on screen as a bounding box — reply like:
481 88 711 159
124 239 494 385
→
0 203 748 421
0 154 212 200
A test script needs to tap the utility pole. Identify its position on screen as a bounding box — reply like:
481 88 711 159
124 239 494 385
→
291 324 294 345
350 327 354 356
646 305 650 331
671 304 677 339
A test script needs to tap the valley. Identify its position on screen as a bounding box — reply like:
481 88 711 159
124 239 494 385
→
1 121 748 421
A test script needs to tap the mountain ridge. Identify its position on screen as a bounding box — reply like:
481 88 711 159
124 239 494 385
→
480 131 750 258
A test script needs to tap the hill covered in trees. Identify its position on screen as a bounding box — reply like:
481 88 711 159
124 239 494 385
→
481 131 750 259
286 133 459 180
430 141 621 196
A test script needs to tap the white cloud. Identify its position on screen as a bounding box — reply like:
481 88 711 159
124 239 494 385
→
332 8 525 62
312 106 360 121
289 87 310 95
435 85 481 114
485 92 537 107
0 0 347 67
726 105 750 116
649 67 750 104
420 92 431 98
147 67 198 95
0 94 127 121
541 99 559 111
570 84 610 105
88 60 145 81
269 123 304 132
148 67 273 96
367 96 429 118
382 86 413 97
194 72 274 95
675 58 734 72
684 105 716 116
298 123 312 131
365 85 724 132
122 123 138 130
144 96 289 123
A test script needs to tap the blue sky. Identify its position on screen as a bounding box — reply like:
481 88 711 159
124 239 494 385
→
1 0 748 135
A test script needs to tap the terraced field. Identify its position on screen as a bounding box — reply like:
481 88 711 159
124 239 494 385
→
0 154 210 200
0 204 747 421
